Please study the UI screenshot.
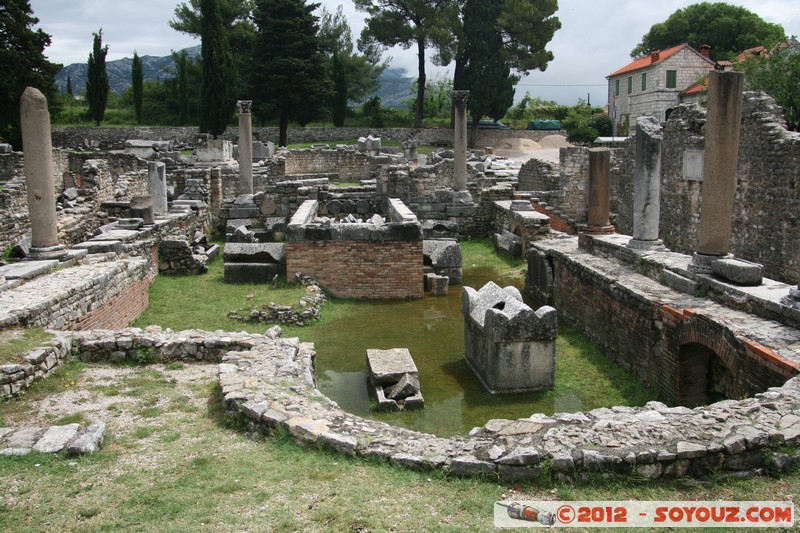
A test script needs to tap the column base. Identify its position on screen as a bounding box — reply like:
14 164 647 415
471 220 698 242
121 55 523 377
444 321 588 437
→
688 252 727 275
27 245 67 261
451 190 474 205
780 287 800 309
583 224 615 235
627 238 667 251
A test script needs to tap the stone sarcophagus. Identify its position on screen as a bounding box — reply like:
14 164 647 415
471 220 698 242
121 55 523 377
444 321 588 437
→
462 281 557 394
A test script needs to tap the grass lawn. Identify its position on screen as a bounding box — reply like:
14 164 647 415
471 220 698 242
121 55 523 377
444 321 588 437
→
2 241 798 531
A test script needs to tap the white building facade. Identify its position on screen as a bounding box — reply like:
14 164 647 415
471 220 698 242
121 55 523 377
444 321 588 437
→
607 43 715 133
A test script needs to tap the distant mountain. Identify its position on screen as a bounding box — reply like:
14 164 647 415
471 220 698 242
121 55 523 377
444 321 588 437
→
56 46 201 95
55 46 414 108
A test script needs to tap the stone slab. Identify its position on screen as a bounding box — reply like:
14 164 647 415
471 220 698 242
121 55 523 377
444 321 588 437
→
228 207 261 219
90 230 140 242
72 240 122 254
0 260 58 280
711 258 764 286
223 263 285 284
223 243 286 264
386 373 420 400
67 422 106 454
366 348 418 385
32 424 80 453
4 427 45 448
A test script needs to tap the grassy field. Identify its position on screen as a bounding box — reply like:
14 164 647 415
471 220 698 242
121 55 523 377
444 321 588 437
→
1 241 798 531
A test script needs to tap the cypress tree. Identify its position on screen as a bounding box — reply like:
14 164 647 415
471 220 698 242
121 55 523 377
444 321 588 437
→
331 52 347 127
0 0 61 147
461 0 517 147
85 30 109 126
199 0 235 137
250 0 332 146
177 51 190 126
131 51 144 124
66 75 73 97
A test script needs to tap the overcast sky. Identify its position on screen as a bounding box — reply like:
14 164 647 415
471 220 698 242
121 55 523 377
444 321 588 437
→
28 0 800 106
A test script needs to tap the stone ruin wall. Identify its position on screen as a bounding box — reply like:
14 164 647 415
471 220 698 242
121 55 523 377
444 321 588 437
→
50 126 566 151
516 147 621 227
615 92 800 285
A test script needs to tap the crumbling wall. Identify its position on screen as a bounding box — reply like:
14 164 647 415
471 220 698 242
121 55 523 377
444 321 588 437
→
616 93 800 284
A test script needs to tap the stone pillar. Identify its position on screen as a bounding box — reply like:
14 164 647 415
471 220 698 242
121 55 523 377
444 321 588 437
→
690 71 744 273
628 116 665 250
20 87 65 260
130 195 155 225
584 148 615 234
148 161 168 215
237 100 253 195
452 90 469 192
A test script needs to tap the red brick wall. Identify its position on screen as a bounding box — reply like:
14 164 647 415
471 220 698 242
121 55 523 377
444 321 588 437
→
71 275 153 330
286 241 424 299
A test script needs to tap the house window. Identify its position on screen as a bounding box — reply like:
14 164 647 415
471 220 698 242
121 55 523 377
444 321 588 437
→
615 79 619 96
627 76 632 94
666 70 677 89
641 72 647 91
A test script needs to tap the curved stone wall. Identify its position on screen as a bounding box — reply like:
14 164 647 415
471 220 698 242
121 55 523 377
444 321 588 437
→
11 328 797 482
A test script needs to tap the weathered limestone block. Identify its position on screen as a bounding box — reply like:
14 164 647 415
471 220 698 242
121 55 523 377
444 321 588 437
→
366 348 424 410
423 239 462 284
462 281 557 394
494 230 522 258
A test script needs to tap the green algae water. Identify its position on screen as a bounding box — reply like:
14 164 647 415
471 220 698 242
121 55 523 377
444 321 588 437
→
314 265 657 438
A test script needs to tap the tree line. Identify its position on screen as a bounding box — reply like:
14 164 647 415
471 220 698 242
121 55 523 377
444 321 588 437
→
1 0 797 150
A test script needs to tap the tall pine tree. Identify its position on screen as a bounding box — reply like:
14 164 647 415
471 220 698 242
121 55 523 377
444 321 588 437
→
461 0 517 146
250 0 332 146
0 0 61 147
85 30 109 126
199 0 236 137
131 51 144 124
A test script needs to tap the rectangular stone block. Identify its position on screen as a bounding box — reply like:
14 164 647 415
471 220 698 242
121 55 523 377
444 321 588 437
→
223 263 285 284
366 348 418 385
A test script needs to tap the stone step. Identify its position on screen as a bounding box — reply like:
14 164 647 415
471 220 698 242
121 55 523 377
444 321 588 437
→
0 422 106 456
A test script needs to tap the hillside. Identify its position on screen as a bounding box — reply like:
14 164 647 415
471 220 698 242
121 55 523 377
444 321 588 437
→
55 48 414 108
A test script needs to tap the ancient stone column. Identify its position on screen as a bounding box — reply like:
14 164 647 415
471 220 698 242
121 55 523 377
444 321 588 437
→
20 87 65 259
452 90 470 192
628 116 665 250
584 147 615 234
690 71 744 273
237 100 253 195
148 161 168 215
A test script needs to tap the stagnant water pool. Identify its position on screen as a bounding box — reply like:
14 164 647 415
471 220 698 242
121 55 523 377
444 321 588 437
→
313 266 656 437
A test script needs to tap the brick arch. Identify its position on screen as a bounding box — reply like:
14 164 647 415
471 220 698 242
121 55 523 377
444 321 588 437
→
659 306 794 405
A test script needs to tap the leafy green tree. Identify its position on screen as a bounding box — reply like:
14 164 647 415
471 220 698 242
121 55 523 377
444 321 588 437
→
318 5 388 107
461 0 517 146
631 2 785 61
0 0 61 147
86 30 110 126
170 0 254 101
406 76 453 122
496 0 561 74
249 0 332 146
131 51 144 124
66 75 73 97
199 0 236 137
740 44 800 131
354 0 460 128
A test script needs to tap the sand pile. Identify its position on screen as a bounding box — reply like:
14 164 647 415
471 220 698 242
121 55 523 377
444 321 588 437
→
495 138 542 152
539 135 571 149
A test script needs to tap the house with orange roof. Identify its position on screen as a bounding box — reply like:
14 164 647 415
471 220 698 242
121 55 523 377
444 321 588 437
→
607 43 715 133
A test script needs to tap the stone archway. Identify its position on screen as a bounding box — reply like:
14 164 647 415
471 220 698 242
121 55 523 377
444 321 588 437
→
678 343 735 406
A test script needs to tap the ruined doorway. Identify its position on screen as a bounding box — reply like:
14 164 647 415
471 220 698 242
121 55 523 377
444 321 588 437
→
678 343 734 406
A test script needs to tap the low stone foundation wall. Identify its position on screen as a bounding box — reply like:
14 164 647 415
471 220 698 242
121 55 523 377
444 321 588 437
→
0 336 71 398
4 327 800 482
0 258 155 331
527 236 800 405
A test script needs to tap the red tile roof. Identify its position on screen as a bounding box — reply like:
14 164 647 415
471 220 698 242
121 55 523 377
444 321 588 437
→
608 43 692 78
681 80 707 95
737 45 767 63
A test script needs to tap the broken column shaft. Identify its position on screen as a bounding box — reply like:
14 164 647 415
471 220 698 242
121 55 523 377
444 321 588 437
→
628 116 665 250
20 87 65 259
690 71 744 273
452 90 470 192
584 147 615 234
237 100 253 195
